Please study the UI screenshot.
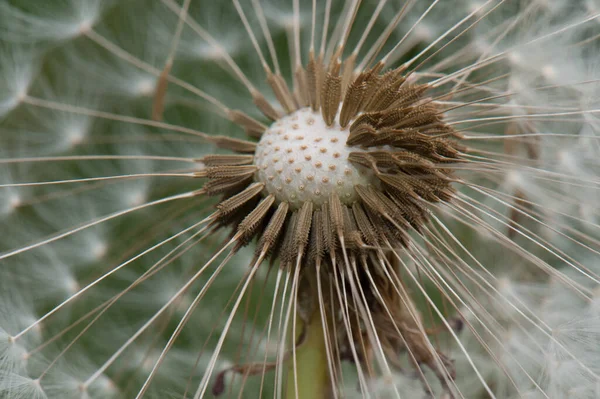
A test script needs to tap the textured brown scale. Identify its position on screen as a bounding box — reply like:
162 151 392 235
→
363 206 394 245
388 151 435 168
378 214 409 247
237 195 275 242
377 174 420 200
341 205 363 249
350 112 383 132
372 190 412 228
211 136 257 153
321 203 337 256
433 138 466 158
256 201 289 254
341 53 357 97
306 51 321 111
362 67 404 110
347 152 379 171
356 150 434 170
200 154 254 166
308 210 325 263
389 84 429 109
339 80 368 128
267 72 297 114
292 201 314 257
216 182 264 217
382 132 439 153
228 110 267 138
328 193 345 235
360 61 385 101
354 185 386 216
320 60 342 126
294 65 310 108
358 127 406 147
252 91 281 121
354 188 410 243
364 75 406 113
280 212 299 266
394 109 439 129
205 165 257 179
352 203 379 248
339 64 386 128
202 175 254 196
386 191 427 228
355 185 409 231
380 107 421 129
346 123 377 146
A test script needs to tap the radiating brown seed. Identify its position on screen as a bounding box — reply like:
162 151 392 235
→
202 175 255 196
267 72 297 114
341 52 357 97
237 194 275 241
200 154 254 166
320 60 342 126
253 91 281 121
364 76 406 113
328 193 344 235
292 201 314 257
228 109 267 138
308 210 325 263
211 136 257 153
294 65 310 108
205 165 257 179
352 202 379 247
217 182 265 217
257 201 289 254
321 203 337 256
280 212 299 265
342 205 363 249
339 80 368 128
389 84 429 110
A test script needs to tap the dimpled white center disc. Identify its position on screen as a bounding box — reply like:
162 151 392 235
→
254 108 376 209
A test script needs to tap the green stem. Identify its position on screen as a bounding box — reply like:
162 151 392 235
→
285 307 330 399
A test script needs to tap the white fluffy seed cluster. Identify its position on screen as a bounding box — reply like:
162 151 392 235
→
451 261 600 399
254 108 375 209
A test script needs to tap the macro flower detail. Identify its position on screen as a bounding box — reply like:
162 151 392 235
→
1 1 599 399
198 56 463 395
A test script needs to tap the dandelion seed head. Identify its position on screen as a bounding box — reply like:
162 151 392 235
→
1 0 600 398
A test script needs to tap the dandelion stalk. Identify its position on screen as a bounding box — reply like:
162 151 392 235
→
286 310 330 399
